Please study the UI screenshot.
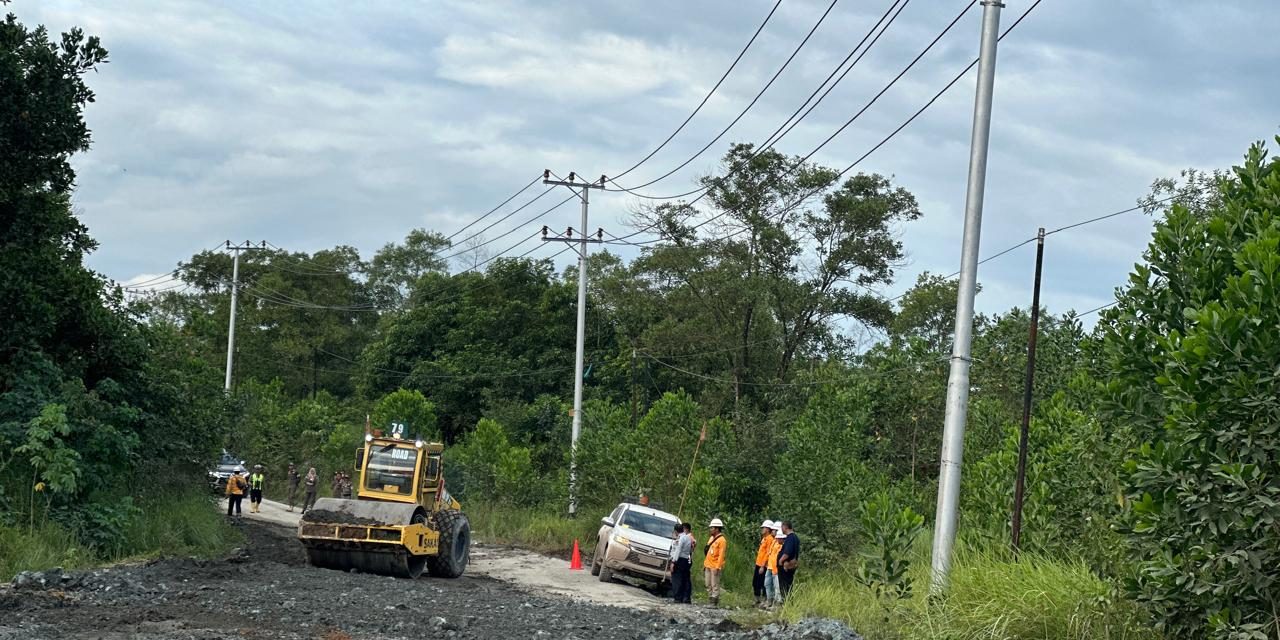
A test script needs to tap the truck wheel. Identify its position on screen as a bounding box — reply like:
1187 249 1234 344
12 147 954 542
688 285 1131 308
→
590 541 602 576
597 543 613 582
427 509 470 578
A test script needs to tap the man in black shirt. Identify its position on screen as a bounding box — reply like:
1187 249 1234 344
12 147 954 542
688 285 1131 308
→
777 520 800 599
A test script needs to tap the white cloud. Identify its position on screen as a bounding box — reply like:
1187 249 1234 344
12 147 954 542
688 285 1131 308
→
435 31 700 102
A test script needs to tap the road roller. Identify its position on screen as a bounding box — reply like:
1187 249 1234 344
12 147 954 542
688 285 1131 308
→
297 431 470 578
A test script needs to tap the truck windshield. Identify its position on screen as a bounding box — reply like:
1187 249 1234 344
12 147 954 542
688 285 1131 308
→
364 443 417 495
620 510 678 537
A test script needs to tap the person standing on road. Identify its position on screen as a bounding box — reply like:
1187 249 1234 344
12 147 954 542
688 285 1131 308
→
703 518 727 606
666 523 693 604
302 467 318 513
286 463 300 512
777 520 801 600
339 471 353 498
753 520 774 607
224 470 246 518
766 524 784 608
249 465 265 513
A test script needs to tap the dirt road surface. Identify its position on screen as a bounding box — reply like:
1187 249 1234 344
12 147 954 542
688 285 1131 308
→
0 501 868 639
252 499 702 613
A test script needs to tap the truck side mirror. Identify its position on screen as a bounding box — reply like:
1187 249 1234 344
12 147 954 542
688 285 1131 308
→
354 447 364 470
601 516 614 527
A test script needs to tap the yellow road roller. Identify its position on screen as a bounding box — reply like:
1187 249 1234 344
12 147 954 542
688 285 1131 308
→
297 432 470 578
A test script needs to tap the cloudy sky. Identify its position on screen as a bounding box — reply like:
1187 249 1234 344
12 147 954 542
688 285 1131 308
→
20 0 1279 322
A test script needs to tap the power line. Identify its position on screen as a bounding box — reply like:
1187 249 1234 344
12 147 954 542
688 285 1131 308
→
607 0 984 245
439 193 575 262
607 0 914 201
444 174 544 242
605 0 842 194
610 0 786 181
1076 301 1118 317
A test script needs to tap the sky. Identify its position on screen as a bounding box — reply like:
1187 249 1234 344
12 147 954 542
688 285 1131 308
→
18 0 1280 325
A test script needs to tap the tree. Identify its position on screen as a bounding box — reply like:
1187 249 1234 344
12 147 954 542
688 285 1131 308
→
372 389 438 440
630 144 921 412
0 13 113 392
891 272 966 350
170 246 377 398
368 229 450 308
1103 140 1280 639
360 256 584 440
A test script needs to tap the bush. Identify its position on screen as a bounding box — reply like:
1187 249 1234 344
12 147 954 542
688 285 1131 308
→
451 419 546 506
1103 140 1280 638
855 492 924 600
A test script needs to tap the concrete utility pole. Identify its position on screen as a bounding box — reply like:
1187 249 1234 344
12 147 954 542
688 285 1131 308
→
541 171 607 518
930 0 1003 595
223 241 266 392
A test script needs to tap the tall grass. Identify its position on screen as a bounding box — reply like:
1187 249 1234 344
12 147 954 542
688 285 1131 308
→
781 543 1157 640
468 502 602 556
117 489 242 561
0 521 94 579
0 489 242 581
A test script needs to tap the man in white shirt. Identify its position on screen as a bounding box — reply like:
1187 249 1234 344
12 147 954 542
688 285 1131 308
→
666 522 694 604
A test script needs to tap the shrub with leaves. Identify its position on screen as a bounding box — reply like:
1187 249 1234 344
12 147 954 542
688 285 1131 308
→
854 491 924 600
1103 139 1280 639
450 419 543 506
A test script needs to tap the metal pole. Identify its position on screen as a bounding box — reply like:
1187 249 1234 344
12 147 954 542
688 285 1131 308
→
224 244 241 392
569 184 589 518
1010 227 1044 555
930 0 1003 596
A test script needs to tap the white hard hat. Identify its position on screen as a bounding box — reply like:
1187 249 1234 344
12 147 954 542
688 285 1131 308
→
709 518 725 528
775 529 787 539
760 519 773 529
770 520 782 531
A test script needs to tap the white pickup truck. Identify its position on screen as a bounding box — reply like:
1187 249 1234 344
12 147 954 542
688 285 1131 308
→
592 502 680 585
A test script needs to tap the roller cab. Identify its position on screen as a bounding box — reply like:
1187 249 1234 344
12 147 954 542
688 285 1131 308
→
298 433 470 579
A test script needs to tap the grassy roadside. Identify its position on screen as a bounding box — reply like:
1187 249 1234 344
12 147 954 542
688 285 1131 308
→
467 503 1158 640
780 548 1157 640
0 489 242 581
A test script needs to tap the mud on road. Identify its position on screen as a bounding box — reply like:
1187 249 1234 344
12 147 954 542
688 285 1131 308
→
0 518 860 640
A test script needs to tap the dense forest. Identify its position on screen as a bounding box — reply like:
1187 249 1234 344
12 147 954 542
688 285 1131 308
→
3 8 1279 639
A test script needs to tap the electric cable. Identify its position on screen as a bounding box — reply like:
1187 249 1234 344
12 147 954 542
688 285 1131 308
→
610 0 787 181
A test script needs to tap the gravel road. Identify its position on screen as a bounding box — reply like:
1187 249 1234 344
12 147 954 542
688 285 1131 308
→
0 517 863 640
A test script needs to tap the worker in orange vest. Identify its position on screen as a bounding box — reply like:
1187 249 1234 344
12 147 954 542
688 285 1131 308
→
753 519 775 607
224 470 247 518
703 518 727 606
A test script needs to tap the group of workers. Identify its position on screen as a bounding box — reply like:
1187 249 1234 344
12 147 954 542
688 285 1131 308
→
667 517 800 608
225 462 325 516
223 464 266 517
753 519 800 608
331 470 354 499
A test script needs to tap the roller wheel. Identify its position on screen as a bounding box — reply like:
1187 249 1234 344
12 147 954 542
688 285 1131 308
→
427 509 470 578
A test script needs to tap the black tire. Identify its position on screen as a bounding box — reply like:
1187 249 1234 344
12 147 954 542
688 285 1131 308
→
427 509 470 578
590 540 602 576
597 543 613 583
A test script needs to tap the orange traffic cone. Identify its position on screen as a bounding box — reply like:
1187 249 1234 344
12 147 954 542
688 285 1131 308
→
570 539 583 571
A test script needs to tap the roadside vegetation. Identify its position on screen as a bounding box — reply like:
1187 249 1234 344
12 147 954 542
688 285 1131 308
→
0 12 241 579
5 6 1279 639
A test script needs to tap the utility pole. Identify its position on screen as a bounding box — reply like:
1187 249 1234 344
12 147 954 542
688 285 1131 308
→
541 171 607 518
1010 227 1045 555
223 241 266 392
630 347 639 429
930 0 1003 596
